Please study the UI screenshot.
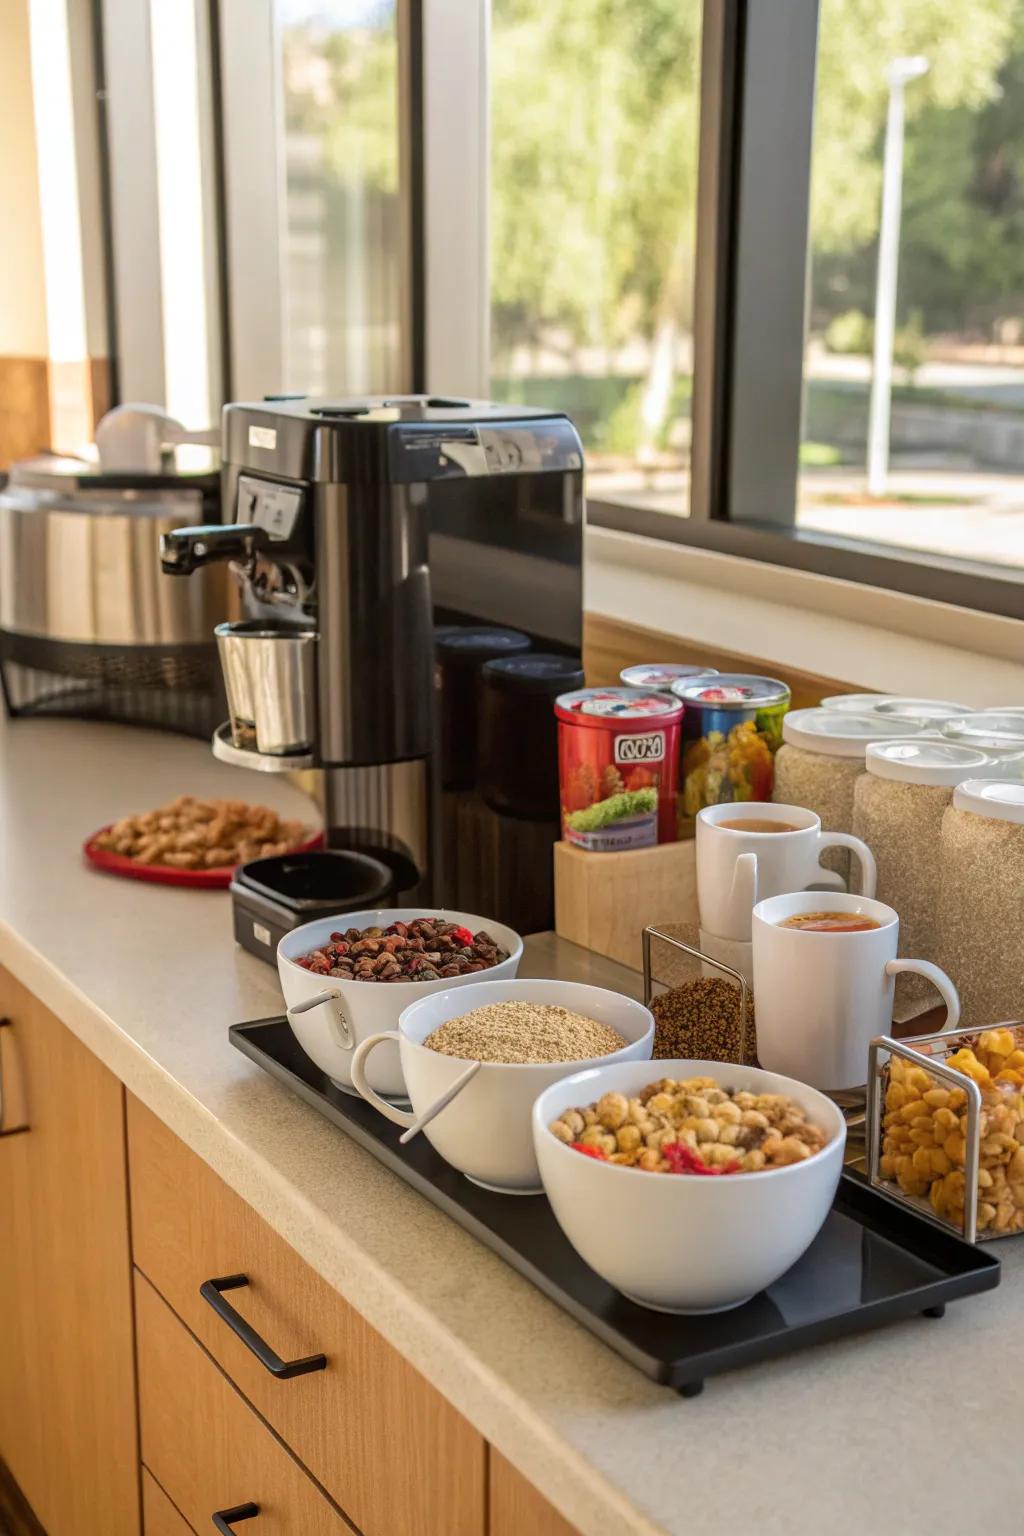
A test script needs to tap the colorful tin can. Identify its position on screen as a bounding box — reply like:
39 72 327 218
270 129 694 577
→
555 688 683 851
672 674 790 836
619 662 718 692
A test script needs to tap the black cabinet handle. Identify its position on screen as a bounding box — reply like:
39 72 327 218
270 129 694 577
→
0 1019 28 1138
200 1274 327 1379
213 1503 260 1532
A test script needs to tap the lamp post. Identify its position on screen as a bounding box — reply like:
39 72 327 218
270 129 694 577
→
867 55 929 498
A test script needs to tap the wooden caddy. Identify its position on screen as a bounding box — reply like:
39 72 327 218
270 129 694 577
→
553 838 699 972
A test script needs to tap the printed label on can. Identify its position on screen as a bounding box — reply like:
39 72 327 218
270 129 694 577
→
565 815 658 852
248 424 277 450
614 730 665 765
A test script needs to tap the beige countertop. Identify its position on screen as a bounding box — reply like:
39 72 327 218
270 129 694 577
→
0 716 1019 1536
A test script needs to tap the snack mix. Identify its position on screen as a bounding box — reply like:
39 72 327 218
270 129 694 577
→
880 1029 1024 1236
549 1074 829 1175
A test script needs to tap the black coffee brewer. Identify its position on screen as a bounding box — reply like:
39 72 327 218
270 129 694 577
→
161 396 584 919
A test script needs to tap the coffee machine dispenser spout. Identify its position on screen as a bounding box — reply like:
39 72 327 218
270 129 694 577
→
161 523 270 575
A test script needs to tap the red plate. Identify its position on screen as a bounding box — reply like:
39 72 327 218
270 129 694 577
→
83 826 324 889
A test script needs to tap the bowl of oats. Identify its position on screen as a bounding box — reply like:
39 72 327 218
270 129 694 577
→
349 979 654 1193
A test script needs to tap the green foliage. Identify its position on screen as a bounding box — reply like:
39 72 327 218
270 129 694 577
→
281 5 400 194
490 0 702 361
893 308 926 382
799 441 844 467
824 309 874 355
810 0 1024 335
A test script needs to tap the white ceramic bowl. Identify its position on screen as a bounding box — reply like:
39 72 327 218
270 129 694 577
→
533 1059 845 1312
277 909 523 1095
349 979 655 1193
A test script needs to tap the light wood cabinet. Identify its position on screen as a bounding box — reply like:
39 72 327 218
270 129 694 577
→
0 969 578 1536
128 1094 486 1536
0 968 139 1536
137 1273 354 1535
142 1470 196 1536
490 1450 582 1536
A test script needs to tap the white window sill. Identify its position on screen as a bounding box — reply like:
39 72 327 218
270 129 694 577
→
585 525 1024 705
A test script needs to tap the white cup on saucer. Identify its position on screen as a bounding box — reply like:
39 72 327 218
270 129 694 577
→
751 891 960 1091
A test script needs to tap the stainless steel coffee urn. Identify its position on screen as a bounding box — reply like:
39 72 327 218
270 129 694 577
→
161 396 584 905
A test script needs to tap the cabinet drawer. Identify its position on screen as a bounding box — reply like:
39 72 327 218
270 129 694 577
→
490 1450 582 1536
142 1469 196 1536
128 1096 485 1536
137 1273 353 1536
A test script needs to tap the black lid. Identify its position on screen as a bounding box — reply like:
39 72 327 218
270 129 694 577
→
434 626 532 665
482 653 585 694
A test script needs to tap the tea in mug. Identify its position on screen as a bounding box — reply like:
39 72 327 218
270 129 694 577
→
717 817 800 833
779 911 881 933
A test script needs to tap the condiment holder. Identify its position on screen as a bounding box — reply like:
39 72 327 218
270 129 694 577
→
642 923 754 1066
868 1022 1024 1242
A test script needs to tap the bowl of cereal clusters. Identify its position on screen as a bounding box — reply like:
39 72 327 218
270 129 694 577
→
278 910 523 1096
533 1060 845 1312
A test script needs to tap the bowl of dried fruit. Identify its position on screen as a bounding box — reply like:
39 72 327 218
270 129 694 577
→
278 910 523 1097
349 979 654 1193
533 1060 845 1312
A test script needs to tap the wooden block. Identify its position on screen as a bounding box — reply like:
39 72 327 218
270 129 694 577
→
553 839 698 971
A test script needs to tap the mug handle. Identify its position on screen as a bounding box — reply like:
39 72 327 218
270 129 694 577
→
286 989 354 1051
349 1033 416 1128
885 959 961 1031
817 832 877 897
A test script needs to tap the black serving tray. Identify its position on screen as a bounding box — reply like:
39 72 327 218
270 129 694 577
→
230 1017 1001 1396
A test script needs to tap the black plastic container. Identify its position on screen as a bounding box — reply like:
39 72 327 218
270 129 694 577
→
434 625 532 789
230 850 395 963
480 653 584 817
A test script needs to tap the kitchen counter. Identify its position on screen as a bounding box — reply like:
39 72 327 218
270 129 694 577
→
0 716 1019 1536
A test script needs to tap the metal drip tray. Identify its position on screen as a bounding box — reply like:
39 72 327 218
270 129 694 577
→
212 722 315 773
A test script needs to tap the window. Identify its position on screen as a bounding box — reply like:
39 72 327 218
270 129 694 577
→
276 0 403 394
97 0 1024 614
488 0 703 514
799 0 1024 571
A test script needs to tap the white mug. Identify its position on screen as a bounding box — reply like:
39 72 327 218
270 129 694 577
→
697 802 877 942
751 892 960 1091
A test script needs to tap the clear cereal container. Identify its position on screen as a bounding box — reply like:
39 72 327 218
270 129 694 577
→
772 708 916 881
868 1023 1024 1241
938 780 1024 1027
852 741 991 1010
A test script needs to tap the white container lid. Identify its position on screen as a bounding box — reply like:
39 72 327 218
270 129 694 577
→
872 697 972 728
819 693 891 713
942 713 1024 750
865 739 990 786
986 706 1024 716
782 707 923 758
953 778 1024 824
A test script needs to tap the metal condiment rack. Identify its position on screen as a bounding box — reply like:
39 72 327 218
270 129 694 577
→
641 923 751 1065
867 1022 1024 1243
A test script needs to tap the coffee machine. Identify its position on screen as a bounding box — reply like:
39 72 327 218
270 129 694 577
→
161 397 584 907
